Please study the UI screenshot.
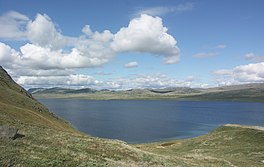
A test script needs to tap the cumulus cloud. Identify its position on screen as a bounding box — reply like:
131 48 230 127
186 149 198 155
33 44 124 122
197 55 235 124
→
136 3 194 16
111 14 180 64
27 14 70 50
245 52 264 62
214 62 264 84
124 61 138 68
0 42 21 68
104 73 197 90
193 52 218 58
14 72 199 90
0 11 29 40
1 12 180 72
82 25 93 36
16 74 100 87
0 11 182 89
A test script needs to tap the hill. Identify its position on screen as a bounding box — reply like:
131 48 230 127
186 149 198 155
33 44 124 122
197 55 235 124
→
185 83 264 102
1 65 264 166
149 87 200 94
28 87 97 94
31 83 264 101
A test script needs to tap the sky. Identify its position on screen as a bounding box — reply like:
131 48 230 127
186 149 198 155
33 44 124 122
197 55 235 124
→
0 0 264 90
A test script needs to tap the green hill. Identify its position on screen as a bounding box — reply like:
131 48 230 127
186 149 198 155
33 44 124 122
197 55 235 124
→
184 84 264 102
28 87 97 94
1 65 264 166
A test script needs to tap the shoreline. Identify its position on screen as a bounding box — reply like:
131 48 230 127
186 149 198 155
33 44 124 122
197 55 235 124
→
34 94 264 102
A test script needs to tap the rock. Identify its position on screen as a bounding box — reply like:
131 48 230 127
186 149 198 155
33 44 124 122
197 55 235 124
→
0 125 18 139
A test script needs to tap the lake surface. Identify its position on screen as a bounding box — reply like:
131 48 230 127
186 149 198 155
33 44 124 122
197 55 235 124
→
38 99 264 143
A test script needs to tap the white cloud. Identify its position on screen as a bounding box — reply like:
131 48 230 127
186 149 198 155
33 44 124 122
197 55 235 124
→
0 42 21 68
27 13 70 50
124 61 138 68
0 11 183 89
214 62 264 84
216 44 227 49
136 3 194 16
1 13 180 71
16 74 100 87
0 12 115 70
0 11 29 40
245 52 264 62
104 73 197 90
0 42 114 70
193 52 218 58
13 72 199 90
111 14 180 64
82 25 93 36
9 68 74 77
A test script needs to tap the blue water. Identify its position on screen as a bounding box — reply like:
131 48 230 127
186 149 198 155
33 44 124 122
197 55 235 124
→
38 99 264 143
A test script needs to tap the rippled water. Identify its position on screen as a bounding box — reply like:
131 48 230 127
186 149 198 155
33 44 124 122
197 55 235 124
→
39 99 264 143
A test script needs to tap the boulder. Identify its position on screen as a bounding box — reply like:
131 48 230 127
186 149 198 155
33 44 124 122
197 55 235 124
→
0 125 18 139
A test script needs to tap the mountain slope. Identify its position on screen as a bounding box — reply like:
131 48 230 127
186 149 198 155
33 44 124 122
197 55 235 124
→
0 66 74 132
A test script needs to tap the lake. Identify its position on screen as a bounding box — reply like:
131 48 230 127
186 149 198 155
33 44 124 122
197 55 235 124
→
38 99 264 143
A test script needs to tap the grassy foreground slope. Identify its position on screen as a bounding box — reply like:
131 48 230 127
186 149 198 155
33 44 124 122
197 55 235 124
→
137 125 264 167
1 65 264 166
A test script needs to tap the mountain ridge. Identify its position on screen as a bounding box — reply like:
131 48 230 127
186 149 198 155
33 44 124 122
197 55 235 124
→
30 83 264 101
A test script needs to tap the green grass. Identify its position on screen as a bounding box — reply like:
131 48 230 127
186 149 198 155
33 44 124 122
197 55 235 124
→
0 126 177 166
137 125 264 167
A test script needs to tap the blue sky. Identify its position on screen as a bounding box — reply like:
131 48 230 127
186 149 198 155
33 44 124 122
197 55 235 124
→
0 0 264 89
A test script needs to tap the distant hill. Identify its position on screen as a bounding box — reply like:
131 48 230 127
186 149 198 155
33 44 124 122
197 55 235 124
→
149 87 201 94
186 83 264 102
30 83 264 101
200 83 264 92
28 87 97 94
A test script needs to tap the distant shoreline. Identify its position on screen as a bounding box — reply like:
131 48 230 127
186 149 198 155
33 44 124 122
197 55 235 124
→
34 94 264 102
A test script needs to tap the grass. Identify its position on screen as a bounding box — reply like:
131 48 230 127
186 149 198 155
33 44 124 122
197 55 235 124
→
0 126 177 166
137 125 264 167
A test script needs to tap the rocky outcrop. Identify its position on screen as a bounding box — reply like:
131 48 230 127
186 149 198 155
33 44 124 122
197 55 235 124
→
0 125 18 139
